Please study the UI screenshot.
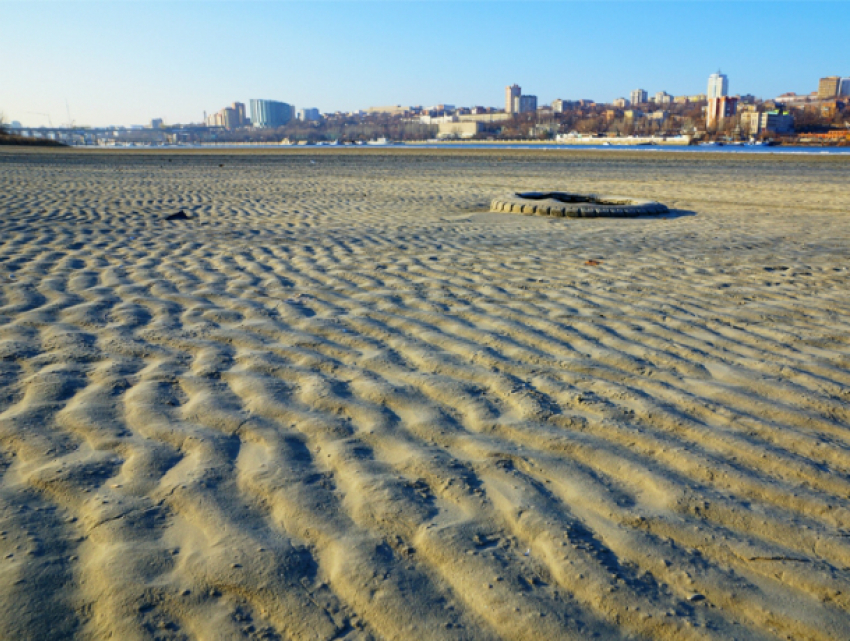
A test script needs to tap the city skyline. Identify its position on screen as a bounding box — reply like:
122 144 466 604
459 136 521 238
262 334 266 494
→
3 1 850 128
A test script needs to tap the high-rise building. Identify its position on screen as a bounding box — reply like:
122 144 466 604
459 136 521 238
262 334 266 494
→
818 76 841 99
232 102 246 126
840 78 850 97
250 99 294 128
707 71 728 99
204 102 249 129
630 89 647 105
654 91 672 104
297 108 321 122
516 95 537 113
706 96 738 130
506 85 521 114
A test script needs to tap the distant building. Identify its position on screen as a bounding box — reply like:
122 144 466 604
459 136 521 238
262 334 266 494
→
689 94 708 103
741 110 794 136
820 100 845 119
613 97 628 108
552 99 569 113
818 76 841 99
205 102 248 129
297 108 321 122
648 110 669 124
840 78 850 97
774 92 818 106
706 96 738 129
250 99 294 128
707 71 728 99
630 89 647 105
233 102 246 125
673 95 689 104
366 105 412 116
516 95 537 113
654 91 672 104
437 121 482 139
150 118 163 129
505 84 521 114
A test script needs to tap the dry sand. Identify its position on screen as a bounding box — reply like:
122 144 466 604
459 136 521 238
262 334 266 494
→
1 147 849 640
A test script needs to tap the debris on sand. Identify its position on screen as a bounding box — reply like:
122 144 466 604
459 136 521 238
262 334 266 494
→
165 211 191 221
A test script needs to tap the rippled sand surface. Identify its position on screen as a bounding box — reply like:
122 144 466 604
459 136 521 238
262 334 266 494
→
1 147 850 640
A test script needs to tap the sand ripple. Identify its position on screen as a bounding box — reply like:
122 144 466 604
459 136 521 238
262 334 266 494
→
1 148 850 639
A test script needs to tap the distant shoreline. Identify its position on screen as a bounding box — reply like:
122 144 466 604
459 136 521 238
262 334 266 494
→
0 135 66 147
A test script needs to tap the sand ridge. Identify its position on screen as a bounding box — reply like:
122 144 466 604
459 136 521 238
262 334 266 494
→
1 148 850 639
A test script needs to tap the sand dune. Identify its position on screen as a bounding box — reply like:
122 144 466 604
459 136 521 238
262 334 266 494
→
1 147 850 639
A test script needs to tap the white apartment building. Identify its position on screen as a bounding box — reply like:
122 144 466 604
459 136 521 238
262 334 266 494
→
707 72 728 99
297 108 321 122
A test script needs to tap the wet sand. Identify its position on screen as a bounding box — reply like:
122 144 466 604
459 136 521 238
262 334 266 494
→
1 147 850 640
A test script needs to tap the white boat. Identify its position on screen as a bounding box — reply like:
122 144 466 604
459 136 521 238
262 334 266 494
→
367 137 391 146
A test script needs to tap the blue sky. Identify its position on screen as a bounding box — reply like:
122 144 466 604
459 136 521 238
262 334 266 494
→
2 1 848 127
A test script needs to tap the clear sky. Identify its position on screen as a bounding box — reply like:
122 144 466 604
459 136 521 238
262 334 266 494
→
2 1 848 127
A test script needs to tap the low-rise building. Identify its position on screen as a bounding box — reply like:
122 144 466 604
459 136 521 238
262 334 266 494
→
820 100 846 119
740 110 794 135
613 98 628 108
437 121 481 139
366 105 412 116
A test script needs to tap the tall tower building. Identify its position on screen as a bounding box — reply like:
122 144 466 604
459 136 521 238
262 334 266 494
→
818 76 841 99
707 71 728 99
630 89 648 105
506 85 521 114
232 102 247 127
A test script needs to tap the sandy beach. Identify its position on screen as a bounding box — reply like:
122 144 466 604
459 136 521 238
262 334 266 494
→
1 147 850 640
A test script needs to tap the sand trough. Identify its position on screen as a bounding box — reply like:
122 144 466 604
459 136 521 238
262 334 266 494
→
491 191 668 217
